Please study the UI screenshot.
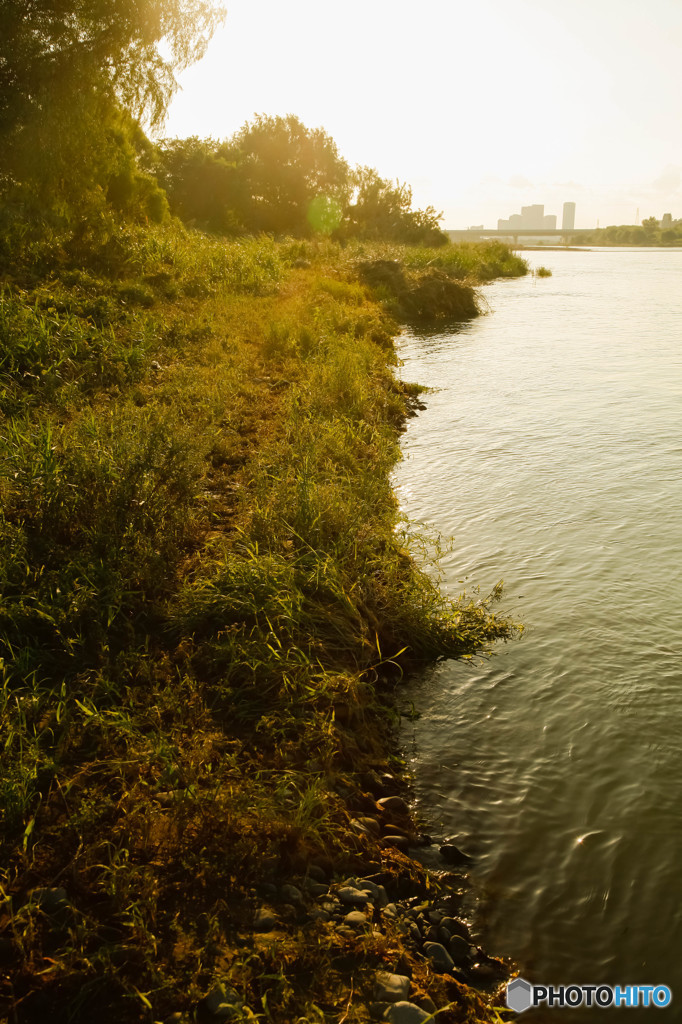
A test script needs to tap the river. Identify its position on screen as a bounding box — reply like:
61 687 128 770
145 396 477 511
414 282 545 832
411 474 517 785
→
395 247 682 1018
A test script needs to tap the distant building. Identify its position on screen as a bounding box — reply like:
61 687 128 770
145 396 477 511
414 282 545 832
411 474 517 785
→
468 225 484 230
562 202 576 231
495 201 575 234
521 204 545 229
662 213 673 228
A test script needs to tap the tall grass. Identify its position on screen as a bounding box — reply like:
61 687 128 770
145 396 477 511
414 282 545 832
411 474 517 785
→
0 223 519 1023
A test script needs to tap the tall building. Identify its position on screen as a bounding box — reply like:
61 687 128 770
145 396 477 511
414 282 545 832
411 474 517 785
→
562 202 576 231
521 204 545 229
662 213 673 228
497 202 576 233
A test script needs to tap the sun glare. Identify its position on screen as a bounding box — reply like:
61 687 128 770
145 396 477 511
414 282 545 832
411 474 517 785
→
164 0 682 228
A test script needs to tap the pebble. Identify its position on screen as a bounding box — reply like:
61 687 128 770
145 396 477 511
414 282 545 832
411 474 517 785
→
309 908 331 922
374 972 410 1002
344 910 368 929
362 770 386 795
382 824 410 839
374 885 389 908
423 941 455 972
383 835 410 852
358 816 382 836
254 908 277 932
200 984 242 1020
469 962 499 984
407 898 429 912
415 995 437 1014
280 884 303 905
448 935 470 965
440 917 470 940
345 877 387 907
485 955 509 977
304 881 328 897
337 886 369 905
382 1001 431 1023
350 818 373 836
439 843 473 866
377 796 410 816
382 903 398 920
347 876 380 898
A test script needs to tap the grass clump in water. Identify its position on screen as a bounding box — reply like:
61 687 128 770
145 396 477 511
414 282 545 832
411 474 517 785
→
349 240 528 321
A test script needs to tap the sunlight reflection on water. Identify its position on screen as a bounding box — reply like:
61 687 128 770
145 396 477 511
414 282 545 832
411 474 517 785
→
395 248 682 1018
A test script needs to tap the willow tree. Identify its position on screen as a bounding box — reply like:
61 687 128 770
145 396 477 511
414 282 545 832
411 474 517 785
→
0 0 225 223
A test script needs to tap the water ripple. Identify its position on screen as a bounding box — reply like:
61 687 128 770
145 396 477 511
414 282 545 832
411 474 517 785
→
397 248 682 1011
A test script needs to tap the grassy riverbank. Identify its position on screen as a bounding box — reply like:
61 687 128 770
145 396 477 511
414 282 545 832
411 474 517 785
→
0 226 525 1023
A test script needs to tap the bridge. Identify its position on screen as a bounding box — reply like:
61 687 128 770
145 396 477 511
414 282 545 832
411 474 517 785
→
447 228 594 245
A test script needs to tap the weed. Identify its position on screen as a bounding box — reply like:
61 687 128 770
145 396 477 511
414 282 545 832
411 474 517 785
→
0 223 521 1023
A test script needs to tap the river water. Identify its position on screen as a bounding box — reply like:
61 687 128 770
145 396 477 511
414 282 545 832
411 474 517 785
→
395 248 682 1017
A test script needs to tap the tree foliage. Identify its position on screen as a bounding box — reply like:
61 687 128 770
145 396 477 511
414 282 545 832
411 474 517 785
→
155 137 247 233
157 120 447 244
343 166 447 245
0 0 224 222
1 2 448 248
229 114 350 235
574 219 682 247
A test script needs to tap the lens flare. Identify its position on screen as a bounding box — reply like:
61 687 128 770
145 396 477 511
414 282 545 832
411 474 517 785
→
307 195 342 235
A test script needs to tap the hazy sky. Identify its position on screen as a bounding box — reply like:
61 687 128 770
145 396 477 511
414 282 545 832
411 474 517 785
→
163 0 682 229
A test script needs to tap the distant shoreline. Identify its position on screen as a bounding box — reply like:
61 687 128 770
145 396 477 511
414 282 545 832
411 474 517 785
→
514 244 682 252
515 245 590 252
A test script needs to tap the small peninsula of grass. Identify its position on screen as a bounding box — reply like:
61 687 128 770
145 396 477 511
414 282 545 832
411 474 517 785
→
0 226 525 1023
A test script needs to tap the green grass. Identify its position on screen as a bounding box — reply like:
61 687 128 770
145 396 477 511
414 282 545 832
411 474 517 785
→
380 240 529 281
0 224 521 1023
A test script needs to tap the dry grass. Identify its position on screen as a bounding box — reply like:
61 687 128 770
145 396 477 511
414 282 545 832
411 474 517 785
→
0 226 522 1023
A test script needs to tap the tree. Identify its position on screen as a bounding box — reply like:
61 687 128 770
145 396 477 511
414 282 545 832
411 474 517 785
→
157 137 248 233
228 114 350 235
343 166 447 245
0 0 225 222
